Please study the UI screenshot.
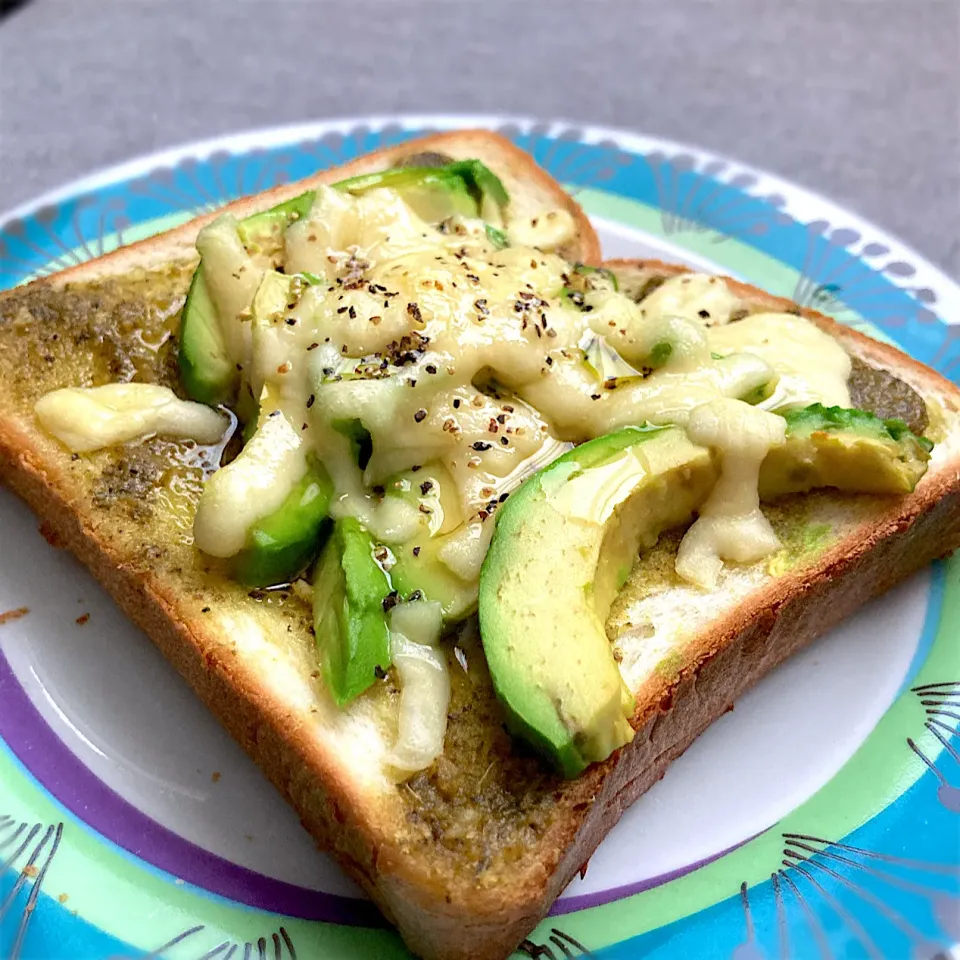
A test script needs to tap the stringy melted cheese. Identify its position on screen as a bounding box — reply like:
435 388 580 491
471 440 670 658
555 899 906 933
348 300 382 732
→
36 185 855 590
206 188 850 561
34 384 227 453
675 399 787 588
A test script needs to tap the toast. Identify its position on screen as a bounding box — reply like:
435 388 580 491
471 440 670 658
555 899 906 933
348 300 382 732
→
1 136 959 960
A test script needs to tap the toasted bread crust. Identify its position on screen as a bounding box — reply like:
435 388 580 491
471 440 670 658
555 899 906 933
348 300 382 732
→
1 188 959 957
0 414 396 914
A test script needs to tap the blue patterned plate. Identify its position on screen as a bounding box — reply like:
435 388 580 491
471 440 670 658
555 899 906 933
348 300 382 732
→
1 116 958 960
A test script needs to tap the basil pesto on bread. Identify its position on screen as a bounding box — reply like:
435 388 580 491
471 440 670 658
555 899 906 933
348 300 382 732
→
1 132 958 960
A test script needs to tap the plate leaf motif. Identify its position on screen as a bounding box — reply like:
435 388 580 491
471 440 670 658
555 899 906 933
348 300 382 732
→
0 814 64 960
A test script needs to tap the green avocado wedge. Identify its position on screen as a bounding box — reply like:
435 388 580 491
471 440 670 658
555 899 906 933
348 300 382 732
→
444 159 510 222
178 266 235 406
380 464 477 622
479 404 934 778
335 166 479 223
313 517 393 706
331 418 373 470
478 426 719 778
237 191 316 252
390 534 478 623
760 403 932 496
178 207 303 408
232 461 334 588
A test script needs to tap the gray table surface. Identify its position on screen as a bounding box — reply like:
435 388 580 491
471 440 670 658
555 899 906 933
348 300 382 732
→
1 0 958 278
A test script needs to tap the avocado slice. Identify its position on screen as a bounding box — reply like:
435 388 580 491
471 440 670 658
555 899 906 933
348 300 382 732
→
313 516 393 706
762 403 932 496
568 263 620 294
237 191 316 255
179 202 313 406
331 418 373 470
479 403 931 775
336 167 479 223
338 160 509 223
485 224 509 249
382 464 476 621
443 159 510 224
390 535 478 622
478 426 719 777
232 460 334 587
178 266 235 406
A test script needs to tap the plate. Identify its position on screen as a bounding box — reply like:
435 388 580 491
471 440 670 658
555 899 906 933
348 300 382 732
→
1 115 958 960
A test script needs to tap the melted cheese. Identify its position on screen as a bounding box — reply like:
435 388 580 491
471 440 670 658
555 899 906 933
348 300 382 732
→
257 222 777 530
507 209 577 251
193 410 307 557
34 384 227 453
36 186 857 624
28 177 872 773
437 521 493 582
189 191 853 585
387 601 449 775
286 186 450 277
708 313 852 409
195 215 262 367
546 449 647 525
675 399 787 588
639 273 741 326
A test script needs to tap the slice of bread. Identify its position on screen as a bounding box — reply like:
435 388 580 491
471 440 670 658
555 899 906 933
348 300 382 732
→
1 144 958 960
